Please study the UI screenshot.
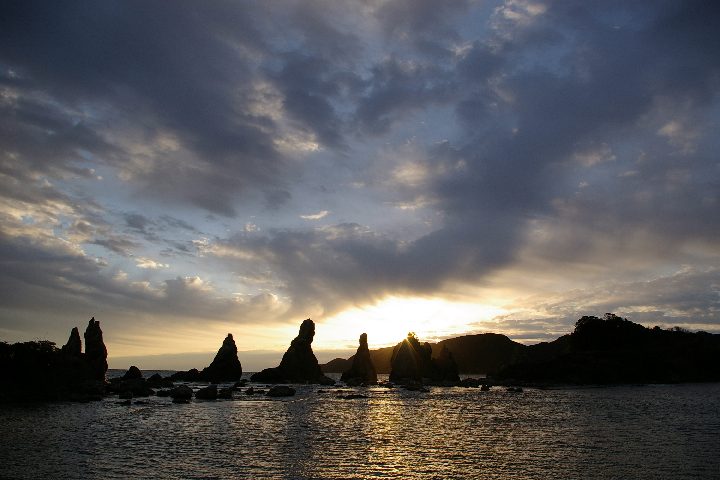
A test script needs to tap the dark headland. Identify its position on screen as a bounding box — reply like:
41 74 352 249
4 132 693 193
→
323 313 720 386
2 313 719 403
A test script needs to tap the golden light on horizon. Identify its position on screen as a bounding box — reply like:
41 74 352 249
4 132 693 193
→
314 295 508 350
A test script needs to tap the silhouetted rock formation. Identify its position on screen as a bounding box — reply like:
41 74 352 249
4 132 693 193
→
122 366 143 380
341 333 378 385
169 368 203 382
321 333 523 375
251 319 334 385
432 345 460 383
201 333 242 382
434 333 524 375
61 327 82 357
389 336 424 382
0 318 108 402
170 385 193 403
111 377 154 398
495 314 720 385
218 387 233 399
84 317 108 381
389 333 460 384
168 334 243 383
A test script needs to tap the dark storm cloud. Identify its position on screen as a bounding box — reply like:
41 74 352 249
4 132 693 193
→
354 58 457 135
1 0 719 336
374 0 471 55
1 0 351 215
205 0 720 321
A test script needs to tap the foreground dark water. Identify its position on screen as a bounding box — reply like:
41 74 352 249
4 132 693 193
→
1 376 719 479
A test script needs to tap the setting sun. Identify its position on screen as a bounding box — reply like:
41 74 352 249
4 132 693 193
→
314 296 507 350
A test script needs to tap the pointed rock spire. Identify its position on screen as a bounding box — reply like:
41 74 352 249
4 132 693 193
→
83 317 108 381
202 333 243 382
251 319 334 384
341 333 378 384
61 327 82 357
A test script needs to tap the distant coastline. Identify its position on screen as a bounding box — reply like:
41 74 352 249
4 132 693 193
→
3 313 719 404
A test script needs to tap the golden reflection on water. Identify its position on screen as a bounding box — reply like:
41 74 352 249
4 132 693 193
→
1 383 719 479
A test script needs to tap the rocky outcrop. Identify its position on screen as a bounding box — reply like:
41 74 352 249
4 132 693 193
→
169 368 203 382
389 334 431 382
341 333 377 385
432 345 460 383
201 333 242 382
251 319 334 385
168 334 243 383
83 317 108 381
170 385 193 403
0 318 110 402
122 366 143 380
389 333 460 384
61 327 82 357
495 314 720 385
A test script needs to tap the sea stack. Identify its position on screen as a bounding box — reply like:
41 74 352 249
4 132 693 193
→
251 319 334 384
389 333 431 382
389 333 459 384
201 333 243 382
341 333 378 385
83 317 108 381
432 345 460 382
61 327 82 357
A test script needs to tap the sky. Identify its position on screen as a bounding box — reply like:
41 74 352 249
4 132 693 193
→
1 0 719 370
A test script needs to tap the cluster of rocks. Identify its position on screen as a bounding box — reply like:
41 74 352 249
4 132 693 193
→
107 366 176 399
3 315 527 405
0 317 109 402
388 333 460 385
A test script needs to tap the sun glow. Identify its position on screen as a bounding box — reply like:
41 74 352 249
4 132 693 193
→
314 296 507 350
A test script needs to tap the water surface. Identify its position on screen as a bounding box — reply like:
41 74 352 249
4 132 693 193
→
1 379 719 479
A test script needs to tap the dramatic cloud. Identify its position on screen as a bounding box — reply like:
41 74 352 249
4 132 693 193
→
1 1 719 360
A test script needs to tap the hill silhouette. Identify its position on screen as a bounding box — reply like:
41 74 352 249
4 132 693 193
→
322 314 720 385
495 314 720 384
322 333 524 375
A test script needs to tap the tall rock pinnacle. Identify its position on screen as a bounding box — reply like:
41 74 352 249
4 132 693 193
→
341 333 378 384
83 317 108 381
251 319 334 385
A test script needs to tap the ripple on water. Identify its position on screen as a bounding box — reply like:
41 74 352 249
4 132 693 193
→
1 383 720 479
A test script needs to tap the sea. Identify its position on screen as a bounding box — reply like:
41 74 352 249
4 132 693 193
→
1 372 719 479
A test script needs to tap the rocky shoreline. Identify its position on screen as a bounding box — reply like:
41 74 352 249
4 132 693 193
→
2 314 719 403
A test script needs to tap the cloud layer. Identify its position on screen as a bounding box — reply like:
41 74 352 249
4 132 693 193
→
1 0 718 354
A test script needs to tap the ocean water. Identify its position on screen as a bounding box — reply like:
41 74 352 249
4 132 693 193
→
1 377 719 479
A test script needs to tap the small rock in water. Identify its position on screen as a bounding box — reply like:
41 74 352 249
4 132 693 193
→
169 385 193 402
218 388 233 399
122 366 143 380
506 386 523 393
266 386 295 397
196 384 218 400
404 383 429 392
459 378 481 388
480 384 491 391
244 387 255 396
337 394 369 400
